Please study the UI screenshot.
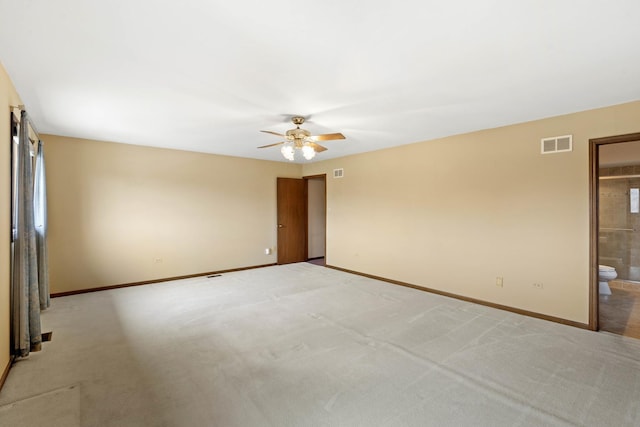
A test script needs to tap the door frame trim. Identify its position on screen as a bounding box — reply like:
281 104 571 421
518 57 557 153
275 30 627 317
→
589 132 640 330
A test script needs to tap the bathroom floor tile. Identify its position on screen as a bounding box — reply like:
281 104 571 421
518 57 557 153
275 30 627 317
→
600 286 640 339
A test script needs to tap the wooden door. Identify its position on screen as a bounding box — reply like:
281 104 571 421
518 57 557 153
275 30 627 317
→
277 178 307 264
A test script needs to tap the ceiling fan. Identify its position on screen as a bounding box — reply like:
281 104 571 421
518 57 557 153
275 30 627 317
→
258 116 345 161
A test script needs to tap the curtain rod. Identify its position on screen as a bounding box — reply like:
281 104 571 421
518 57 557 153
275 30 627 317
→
10 104 42 141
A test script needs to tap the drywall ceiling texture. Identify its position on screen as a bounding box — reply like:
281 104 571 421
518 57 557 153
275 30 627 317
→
303 101 640 325
1 2 640 163
44 135 302 294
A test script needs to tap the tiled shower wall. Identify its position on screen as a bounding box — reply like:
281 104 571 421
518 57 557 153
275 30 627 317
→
599 166 640 281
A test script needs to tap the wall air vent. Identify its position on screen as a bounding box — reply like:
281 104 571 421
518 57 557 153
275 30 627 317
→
333 168 344 179
541 135 573 154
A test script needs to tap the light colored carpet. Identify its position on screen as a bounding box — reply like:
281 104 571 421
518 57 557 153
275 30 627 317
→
1 263 639 426
0 385 80 427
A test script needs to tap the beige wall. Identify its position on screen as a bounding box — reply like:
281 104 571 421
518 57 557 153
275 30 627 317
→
304 101 640 324
600 140 640 166
45 135 301 293
0 63 22 378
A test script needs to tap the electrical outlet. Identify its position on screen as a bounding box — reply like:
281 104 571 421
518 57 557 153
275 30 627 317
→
533 282 544 289
265 248 272 255
496 277 503 287
154 258 163 264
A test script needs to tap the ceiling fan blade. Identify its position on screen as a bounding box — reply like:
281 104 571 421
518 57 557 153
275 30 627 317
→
310 132 345 141
308 142 328 152
260 130 286 137
257 141 285 149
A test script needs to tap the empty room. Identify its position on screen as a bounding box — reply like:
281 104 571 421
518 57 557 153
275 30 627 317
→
1 1 640 426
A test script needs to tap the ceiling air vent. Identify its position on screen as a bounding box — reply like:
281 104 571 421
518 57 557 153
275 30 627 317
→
541 135 572 154
333 168 344 179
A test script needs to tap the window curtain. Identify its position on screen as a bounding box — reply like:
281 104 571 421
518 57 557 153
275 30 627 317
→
11 110 43 357
34 140 50 310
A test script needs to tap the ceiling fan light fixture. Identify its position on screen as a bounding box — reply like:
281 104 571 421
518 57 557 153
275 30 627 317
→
260 115 345 161
302 144 316 160
281 144 295 161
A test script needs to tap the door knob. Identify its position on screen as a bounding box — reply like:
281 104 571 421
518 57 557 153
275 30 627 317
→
278 224 283 228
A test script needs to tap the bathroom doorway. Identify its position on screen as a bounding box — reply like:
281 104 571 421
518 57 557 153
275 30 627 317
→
591 133 640 338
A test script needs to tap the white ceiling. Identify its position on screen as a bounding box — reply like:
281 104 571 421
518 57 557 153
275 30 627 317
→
1 1 639 163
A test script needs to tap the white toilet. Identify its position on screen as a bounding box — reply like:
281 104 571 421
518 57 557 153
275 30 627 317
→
599 265 617 296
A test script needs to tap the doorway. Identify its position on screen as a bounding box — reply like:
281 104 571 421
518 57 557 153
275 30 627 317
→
276 175 327 265
590 132 640 337
307 175 326 266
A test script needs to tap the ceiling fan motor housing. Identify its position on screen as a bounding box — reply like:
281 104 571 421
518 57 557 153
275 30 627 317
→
286 128 311 141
